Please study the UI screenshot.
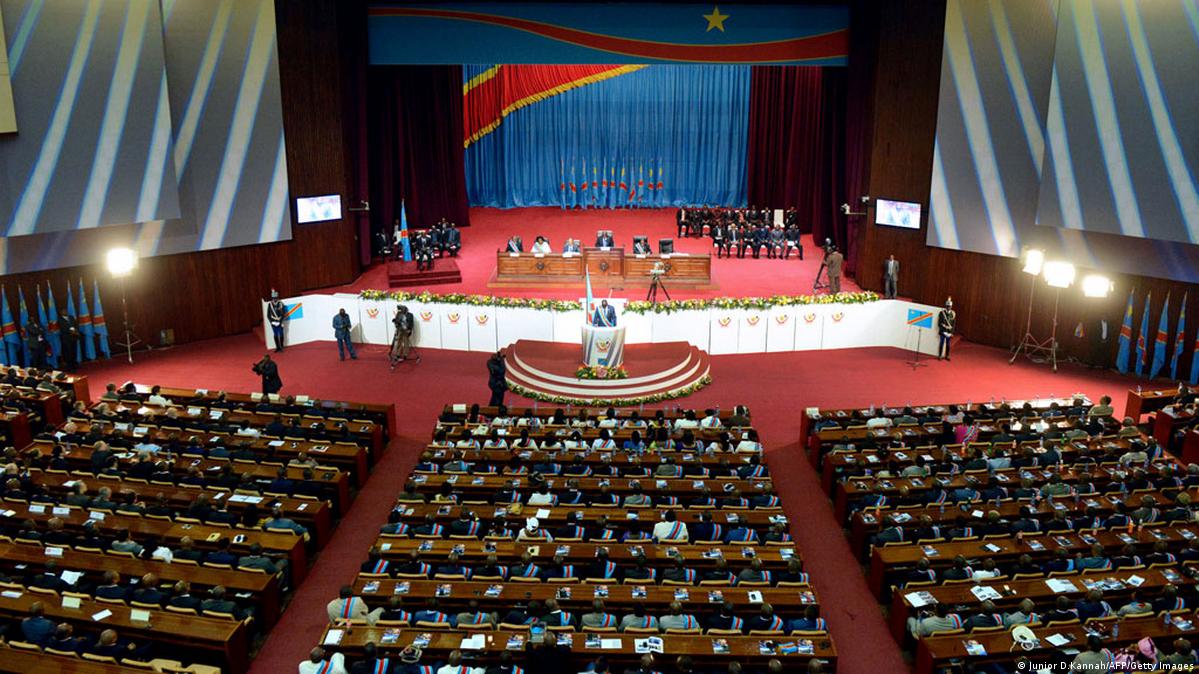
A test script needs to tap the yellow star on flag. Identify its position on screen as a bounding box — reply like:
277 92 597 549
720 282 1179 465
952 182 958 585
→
703 5 729 32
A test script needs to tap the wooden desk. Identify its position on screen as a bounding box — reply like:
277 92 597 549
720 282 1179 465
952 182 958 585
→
0 591 248 673
410 474 770 500
0 649 144 673
1 366 89 403
848 487 1181 558
143 385 397 440
375 539 798 572
889 566 1191 642
66 419 368 488
24 438 352 515
0 411 31 451
423 446 760 473
495 252 585 279
1126 388 1176 421
441 406 745 422
352 578 817 615
7 503 309 583
0 541 281 626
323 627 836 669
915 613 1193 674
396 503 781 534
869 522 1199 599
493 250 712 287
31 470 334 548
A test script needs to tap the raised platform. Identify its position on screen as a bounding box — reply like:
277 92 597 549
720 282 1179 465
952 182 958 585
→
504 339 711 405
387 259 462 288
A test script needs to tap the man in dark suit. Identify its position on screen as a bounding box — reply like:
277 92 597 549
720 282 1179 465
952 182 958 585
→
595 230 615 247
592 300 617 327
443 223 462 257
59 313 80 370
21 602 56 646
487 351 507 407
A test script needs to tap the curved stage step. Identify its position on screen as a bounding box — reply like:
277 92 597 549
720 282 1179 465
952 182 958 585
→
505 340 711 405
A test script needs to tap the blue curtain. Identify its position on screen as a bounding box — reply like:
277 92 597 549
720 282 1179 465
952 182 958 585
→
465 65 749 208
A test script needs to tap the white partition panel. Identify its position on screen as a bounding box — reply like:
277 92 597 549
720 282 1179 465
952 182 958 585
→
409 302 443 349
708 309 740 355
552 310 585 344
357 299 392 345
621 311 653 344
440 307 470 351
765 305 797 352
468 305 498 352
651 309 710 350
737 309 768 353
497 307 553 348
265 294 341 346
793 306 824 350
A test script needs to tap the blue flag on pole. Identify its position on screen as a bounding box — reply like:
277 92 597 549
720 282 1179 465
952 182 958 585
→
65 284 79 364
399 200 412 262
92 280 110 358
0 287 16 366
1116 290 1134 374
78 279 96 360
1172 293 1187 380
17 287 30 366
35 286 50 367
1135 292 1151 377
1151 293 1170 379
44 283 61 368
584 268 595 326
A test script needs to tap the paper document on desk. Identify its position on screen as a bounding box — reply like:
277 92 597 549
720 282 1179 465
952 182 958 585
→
1045 578 1079 593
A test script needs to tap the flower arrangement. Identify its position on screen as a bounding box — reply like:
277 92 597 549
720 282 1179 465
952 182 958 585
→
623 291 880 315
359 289 581 311
507 376 711 407
360 289 878 313
575 364 628 380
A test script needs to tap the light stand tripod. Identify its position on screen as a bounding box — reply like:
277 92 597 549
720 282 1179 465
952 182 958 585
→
906 325 929 370
113 275 145 364
1010 276 1062 371
646 270 671 304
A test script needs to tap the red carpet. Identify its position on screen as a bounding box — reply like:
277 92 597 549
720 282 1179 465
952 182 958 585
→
74 335 1139 674
334 207 861 300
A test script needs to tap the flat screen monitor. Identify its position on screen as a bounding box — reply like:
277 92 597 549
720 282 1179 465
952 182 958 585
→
875 198 921 229
296 194 342 224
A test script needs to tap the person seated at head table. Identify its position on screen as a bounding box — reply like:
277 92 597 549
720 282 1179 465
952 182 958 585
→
505 236 523 253
595 230 615 247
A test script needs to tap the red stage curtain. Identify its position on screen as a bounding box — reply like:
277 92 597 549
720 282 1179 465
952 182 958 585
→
367 66 471 236
747 66 850 268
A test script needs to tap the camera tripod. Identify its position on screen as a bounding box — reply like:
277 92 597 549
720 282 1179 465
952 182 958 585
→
646 271 672 303
389 331 421 370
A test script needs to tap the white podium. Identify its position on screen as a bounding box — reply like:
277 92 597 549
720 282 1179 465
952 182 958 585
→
582 325 625 367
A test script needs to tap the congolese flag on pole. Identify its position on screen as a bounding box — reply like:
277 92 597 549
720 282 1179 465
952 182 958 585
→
1150 293 1169 379
0 287 16 366
45 283 61 368
1135 292 1151 377
1172 293 1187 380
398 200 412 262
1116 290 1134 374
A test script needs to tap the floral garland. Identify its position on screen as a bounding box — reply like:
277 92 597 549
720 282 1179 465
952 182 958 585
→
359 289 878 314
575 364 628 380
623 291 880 314
359 289 580 311
508 375 711 407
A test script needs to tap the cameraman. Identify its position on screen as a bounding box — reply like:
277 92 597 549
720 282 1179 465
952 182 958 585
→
252 354 282 395
391 305 415 365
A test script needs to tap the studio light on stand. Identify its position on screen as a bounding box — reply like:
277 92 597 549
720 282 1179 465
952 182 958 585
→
106 247 143 364
1081 274 1113 299
1010 251 1074 372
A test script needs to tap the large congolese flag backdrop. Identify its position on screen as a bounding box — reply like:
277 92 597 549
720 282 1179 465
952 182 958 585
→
368 3 848 65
